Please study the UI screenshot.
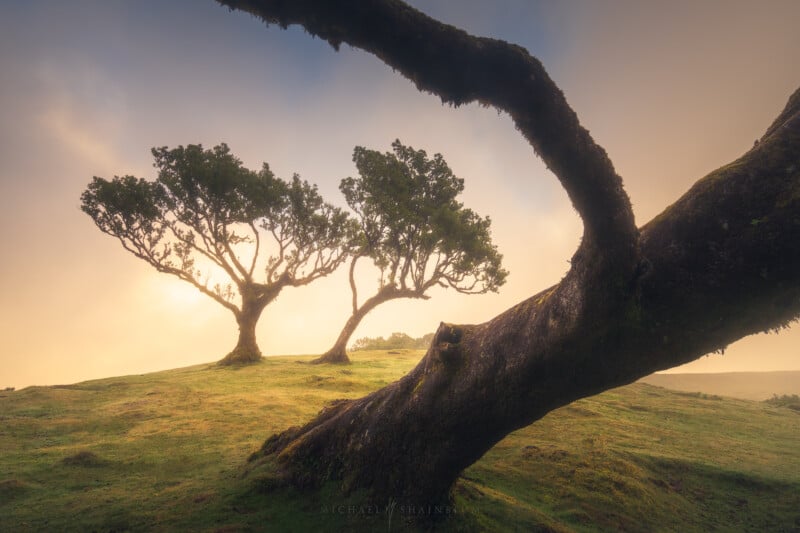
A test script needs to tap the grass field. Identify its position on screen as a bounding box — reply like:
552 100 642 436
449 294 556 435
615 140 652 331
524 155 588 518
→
1 350 798 532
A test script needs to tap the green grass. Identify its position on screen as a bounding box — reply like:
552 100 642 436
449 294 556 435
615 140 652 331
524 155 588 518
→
1 350 798 532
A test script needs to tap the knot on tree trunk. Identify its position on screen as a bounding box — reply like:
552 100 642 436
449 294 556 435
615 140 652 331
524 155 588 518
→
431 322 464 366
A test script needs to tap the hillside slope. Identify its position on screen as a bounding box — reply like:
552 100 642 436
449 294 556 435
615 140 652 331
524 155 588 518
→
1 351 798 532
640 370 800 400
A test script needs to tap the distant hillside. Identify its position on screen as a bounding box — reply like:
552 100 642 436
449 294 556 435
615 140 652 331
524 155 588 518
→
640 370 800 401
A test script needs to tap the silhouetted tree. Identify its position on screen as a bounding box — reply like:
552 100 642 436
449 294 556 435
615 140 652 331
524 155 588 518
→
313 140 506 364
81 143 352 365
219 0 800 511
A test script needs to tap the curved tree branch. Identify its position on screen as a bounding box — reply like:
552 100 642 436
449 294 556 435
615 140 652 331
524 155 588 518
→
348 255 360 315
254 91 800 506
218 0 638 263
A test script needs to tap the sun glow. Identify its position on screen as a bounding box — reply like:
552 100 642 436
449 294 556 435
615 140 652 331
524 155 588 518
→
156 278 207 308
147 264 235 311
1 0 799 390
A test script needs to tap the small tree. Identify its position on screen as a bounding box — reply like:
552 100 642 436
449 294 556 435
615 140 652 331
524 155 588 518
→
313 140 507 364
81 143 353 365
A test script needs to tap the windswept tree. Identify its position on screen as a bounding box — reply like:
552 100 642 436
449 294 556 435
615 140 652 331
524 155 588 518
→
81 143 353 365
313 140 507 364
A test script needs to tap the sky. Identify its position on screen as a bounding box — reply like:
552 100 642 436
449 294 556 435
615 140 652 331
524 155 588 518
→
1 0 798 389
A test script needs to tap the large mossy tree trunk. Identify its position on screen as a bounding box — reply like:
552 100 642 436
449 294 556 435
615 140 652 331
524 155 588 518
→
220 0 800 510
255 115 800 505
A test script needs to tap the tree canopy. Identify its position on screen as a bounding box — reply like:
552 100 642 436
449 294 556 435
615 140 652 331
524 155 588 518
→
345 140 506 295
81 143 353 365
314 140 506 363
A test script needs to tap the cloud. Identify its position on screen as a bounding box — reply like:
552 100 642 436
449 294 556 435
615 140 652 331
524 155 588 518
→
39 105 123 175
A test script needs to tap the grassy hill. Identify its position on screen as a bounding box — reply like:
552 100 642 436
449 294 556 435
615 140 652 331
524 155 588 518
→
639 370 800 401
1 350 798 532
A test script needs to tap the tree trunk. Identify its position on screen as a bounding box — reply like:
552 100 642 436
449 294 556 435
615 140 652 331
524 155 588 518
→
219 0 800 513
218 288 274 366
249 92 800 506
219 313 262 365
311 290 398 364
312 314 359 364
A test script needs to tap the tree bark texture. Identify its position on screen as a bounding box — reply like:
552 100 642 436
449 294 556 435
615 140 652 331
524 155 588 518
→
219 0 800 508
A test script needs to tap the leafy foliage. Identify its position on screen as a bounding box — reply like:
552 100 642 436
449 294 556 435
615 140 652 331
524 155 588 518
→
343 139 507 295
81 144 353 360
